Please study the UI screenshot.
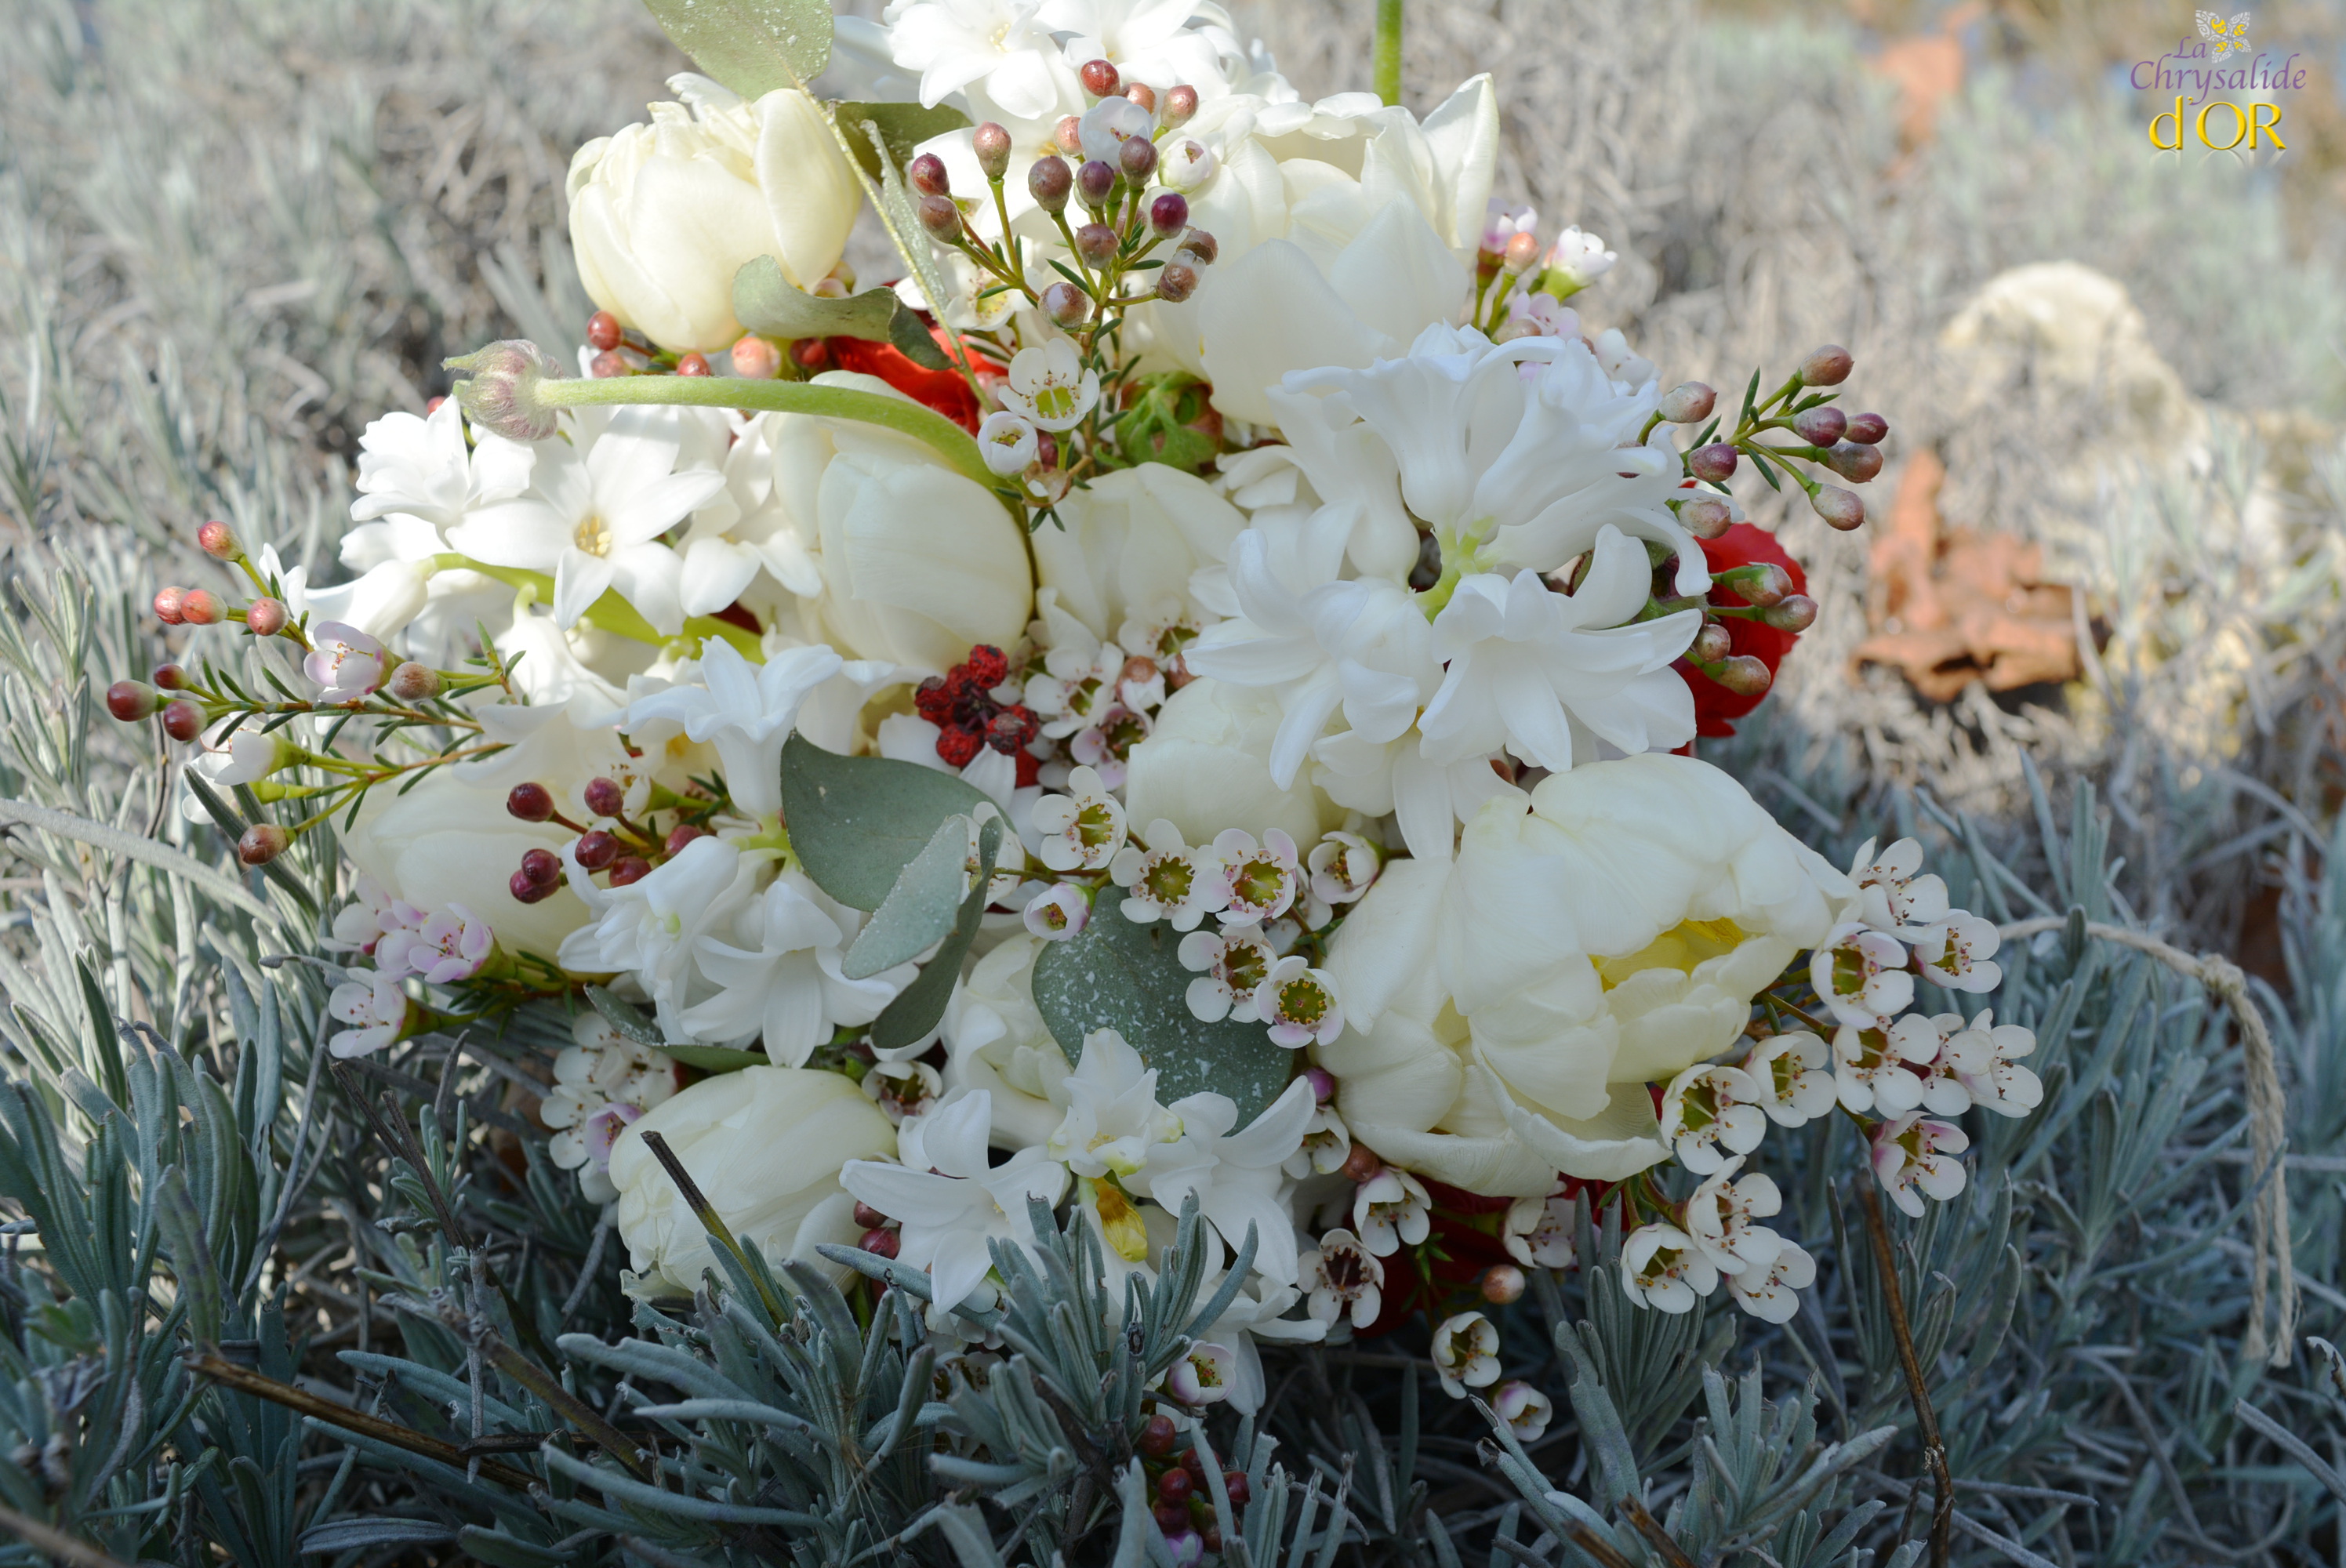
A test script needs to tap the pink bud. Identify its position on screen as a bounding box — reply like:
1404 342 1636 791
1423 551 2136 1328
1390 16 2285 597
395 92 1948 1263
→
586 311 622 351
1305 1065 1336 1102
244 597 288 637
1845 412 1889 445
1043 281 1091 328
1688 443 1738 484
1813 486 1866 531
1825 441 1883 483
196 520 239 560
1679 496 1734 539
153 586 187 625
1765 594 1819 633
1030 154 1073 213
177 590 224 626
1792 405 1847 445
730 335 781 379
973 122 1011 180
908 152 950 198
106 681 162 722
1079 58 1120 97
1163 84 1199 127
1800 344 1854 386
917 193 961 240
1711 655 1773 696
162 701 205 742
1657 382 1716 423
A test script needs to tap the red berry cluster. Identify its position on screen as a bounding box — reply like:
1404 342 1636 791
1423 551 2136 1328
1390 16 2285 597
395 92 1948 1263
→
914 645 1041 785
1135 1415 1247 1553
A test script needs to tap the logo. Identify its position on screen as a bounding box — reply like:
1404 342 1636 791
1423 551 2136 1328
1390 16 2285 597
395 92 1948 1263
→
2195 10 2250 60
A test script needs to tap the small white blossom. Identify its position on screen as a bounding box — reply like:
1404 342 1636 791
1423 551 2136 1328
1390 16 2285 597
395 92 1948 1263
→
863 1059 945 1124
1945 1011 2044 1117
1871 1113 1970 1218
1023 882 1091 941
1430 1310 1502 1398
1812 920 1916 1028
977 410 1039 477
1657 1062 1768 1174
1848 837 1951 935
1503 1190 1576 1269
1913 913 2003 994
1068 701 1149 789
1492 1380 1554 1439
1480 199 1538 254
1307 831 1381 909
1284 1105 1353 1179
1832 1023 1933 1115
1745 1031 1836 1127
1167 1341 1237 1406
329 876 424 956
1727 1239 1816 1323
303 621 391 698
375 904 493 985
1539 226 1617 289
1301 1229 1385 1328
1620 1222 1717 1313
1353 1167 1432 1257
1888 1012 1974 1116
328 971 410 1059
1046 1030 1182 1179
1212 828 1302 924
1178 922 1276 1024
1682 1156 1785 1277
1030 764 1127 871
1252 956 1344 1049
1109 818 1225 931
999 339 1099 433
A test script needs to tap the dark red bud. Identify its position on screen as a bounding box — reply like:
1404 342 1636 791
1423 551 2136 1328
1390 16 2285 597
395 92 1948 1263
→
973 122 1012 180
1688 443 1738 484
1077 159 1117 209
1138 1413 1178 1456
1076 223 1120 265
858 1228 899 1260
1118 134 1157 183
1157 1468 1193 1504
1176 227 1217 265
1220 1472 1250 1508
1155 262 1197 303
1154 1504 1189 1534
162 701 205 743
1825 441 1883 483
583 776 626 818
1845 411 1889 445
520 847 563 888
1149 192 1189 238
908 152 950 197
852 1200 888 1230
917 193 961 240
238 824 290 866
1043 281 1091 328
586 310 623 351
106 681 162 722
1340 1144 1382 1183
510 869 555 904
1030 154 1073 212
675 351 712 377
608 856 652 887
1080 58 1120 98
1799 344 1854 386
506 782 554 822
1792 405 1847 445
574 829 621 871
590 349 627 379
664 823 706 857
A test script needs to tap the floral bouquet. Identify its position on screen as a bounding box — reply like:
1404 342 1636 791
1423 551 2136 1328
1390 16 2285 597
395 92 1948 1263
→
109 0 2044 1552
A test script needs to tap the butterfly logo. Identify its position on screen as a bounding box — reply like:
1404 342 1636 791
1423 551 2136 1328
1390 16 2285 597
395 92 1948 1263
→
2195 9 2251 58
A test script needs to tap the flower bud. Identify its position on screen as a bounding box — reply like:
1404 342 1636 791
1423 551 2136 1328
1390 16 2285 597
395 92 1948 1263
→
520 846 564 887
1155 261 1198 303
590 349 627 379
177 590 224 626
1791 405 1846 445
153 586 187 625
510 868 557 904
443 338 563 441
197 520 240 561
730 334 780 379
852 1201 889 1230
1163 84 1198 127
858 1227 900 1259
1076 159 1117 211
586 310 623 352
1055 115 1084 155
1825 441 1883 483
1735 563 1793 606
445 339 566 442
675 351 713 376
507 782 555 822
1813 486 1866 531
1502 230 1540 274
1029 154 1073 213
1117 133 1157 183
1124 81 1157 114
1657 382 1716 423
1678 496 1734 539
106 681 162 722
162 701 205 743
1043 280 1091 328
1304 1065 1336 1102
244 597 288 637
1845 411 1889 445
583 776 626 818
385 661 441 701
973 122 1011 180
1690 620 1734 663
664 823 706 857
1339 1143 1382 1182
608 856 652 887
1159 138 1215 192
238 824 291 866
1075 222 1119 265
1688 442 1738 484
1079 57 1120 98
917 193 961 240
908 152 950 198
1799 344 1854 387
575 829 621 871
1176 227 1217 265
1764 593 1819 633
1022 462 1071 506
1711 655 1773 696
1149 192 1189 238
1480 1264 1527 1305
154 663 187 691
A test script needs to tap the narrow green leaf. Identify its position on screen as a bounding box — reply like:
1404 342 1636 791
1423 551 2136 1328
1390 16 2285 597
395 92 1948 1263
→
1031 911 1296 1123
641 0 831 99
843 814 973 980
778 733 993 910
654 1044 764 1075
585 985 663 1047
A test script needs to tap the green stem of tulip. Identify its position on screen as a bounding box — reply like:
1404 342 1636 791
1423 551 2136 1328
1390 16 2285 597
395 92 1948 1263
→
428 555 763 661
1374 0 1405 106
533 374 1000 495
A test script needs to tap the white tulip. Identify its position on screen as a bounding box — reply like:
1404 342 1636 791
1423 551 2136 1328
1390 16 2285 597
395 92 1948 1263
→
1121 678 1341 855
568 76 860 354
342 768 590 962
1030 463 1244 641
610 1067 898 1295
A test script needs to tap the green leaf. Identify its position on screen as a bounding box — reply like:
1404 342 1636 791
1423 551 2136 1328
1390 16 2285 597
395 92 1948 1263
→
585 985 663 1047
834 101 974 180
844 815 974 980
779 733 995 910
641 0 831 98
870 818 1000 1051
851 118 955 362
733 256 901 341
888 303 956 369
1031 912 1296 1124
656 1044 765 1075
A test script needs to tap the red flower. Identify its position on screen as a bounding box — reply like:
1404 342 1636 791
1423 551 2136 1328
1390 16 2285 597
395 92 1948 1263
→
1677 522 1808 738
826 325 997 433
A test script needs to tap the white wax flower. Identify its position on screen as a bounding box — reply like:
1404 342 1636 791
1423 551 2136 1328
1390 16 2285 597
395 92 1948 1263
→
1352 1167 1433 1257
1030 764 1128 872
1832 1022 1934 1116
1657 1062 1768 1174
374 904 493 985
303 622 391 699
1889 1011 1977 1117
328 971 411 1059
1847 836 1951 934
1745 1031 1836 1127
1430 1310 1501 1397
1727 1238 1815 1324
1300 1228 1385 1328
1109 818 1226 931
1682 1156 1785 1278
1871 1113 1970 1218
611 1067 896 1295
977 410 1039 477
1810 920 1916 1029
1620 1221 1717 1313
998 340 1100 433
327 876 425 956
1492 1381 1554 1439
1947 1011 2044 1117
1165 1341 1237 1406
1503 1190 1575 1269
1914 913 2003 993
568 78 859 353
1178 922 1275 1025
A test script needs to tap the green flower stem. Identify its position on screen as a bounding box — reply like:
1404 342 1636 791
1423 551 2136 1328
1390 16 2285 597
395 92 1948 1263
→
535 371 999 493
1374 0 1405 106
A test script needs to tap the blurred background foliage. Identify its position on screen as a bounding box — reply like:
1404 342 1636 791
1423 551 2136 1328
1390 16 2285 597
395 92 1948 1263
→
0 0 2343 1563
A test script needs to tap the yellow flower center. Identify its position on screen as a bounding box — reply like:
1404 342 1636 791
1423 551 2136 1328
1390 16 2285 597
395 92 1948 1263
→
1596 916 1749 990
573 515 615 557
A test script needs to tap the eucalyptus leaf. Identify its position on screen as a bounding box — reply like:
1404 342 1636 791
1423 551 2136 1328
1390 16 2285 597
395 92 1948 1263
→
641 0 831 98
779 733 995 910
843 814 973 980
585 985 663 1047
1031 912 1295 1123
834 101 974 180
733 256 899 341
889 303 956 369
870 818 1000 1051
656 1044 765 1075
